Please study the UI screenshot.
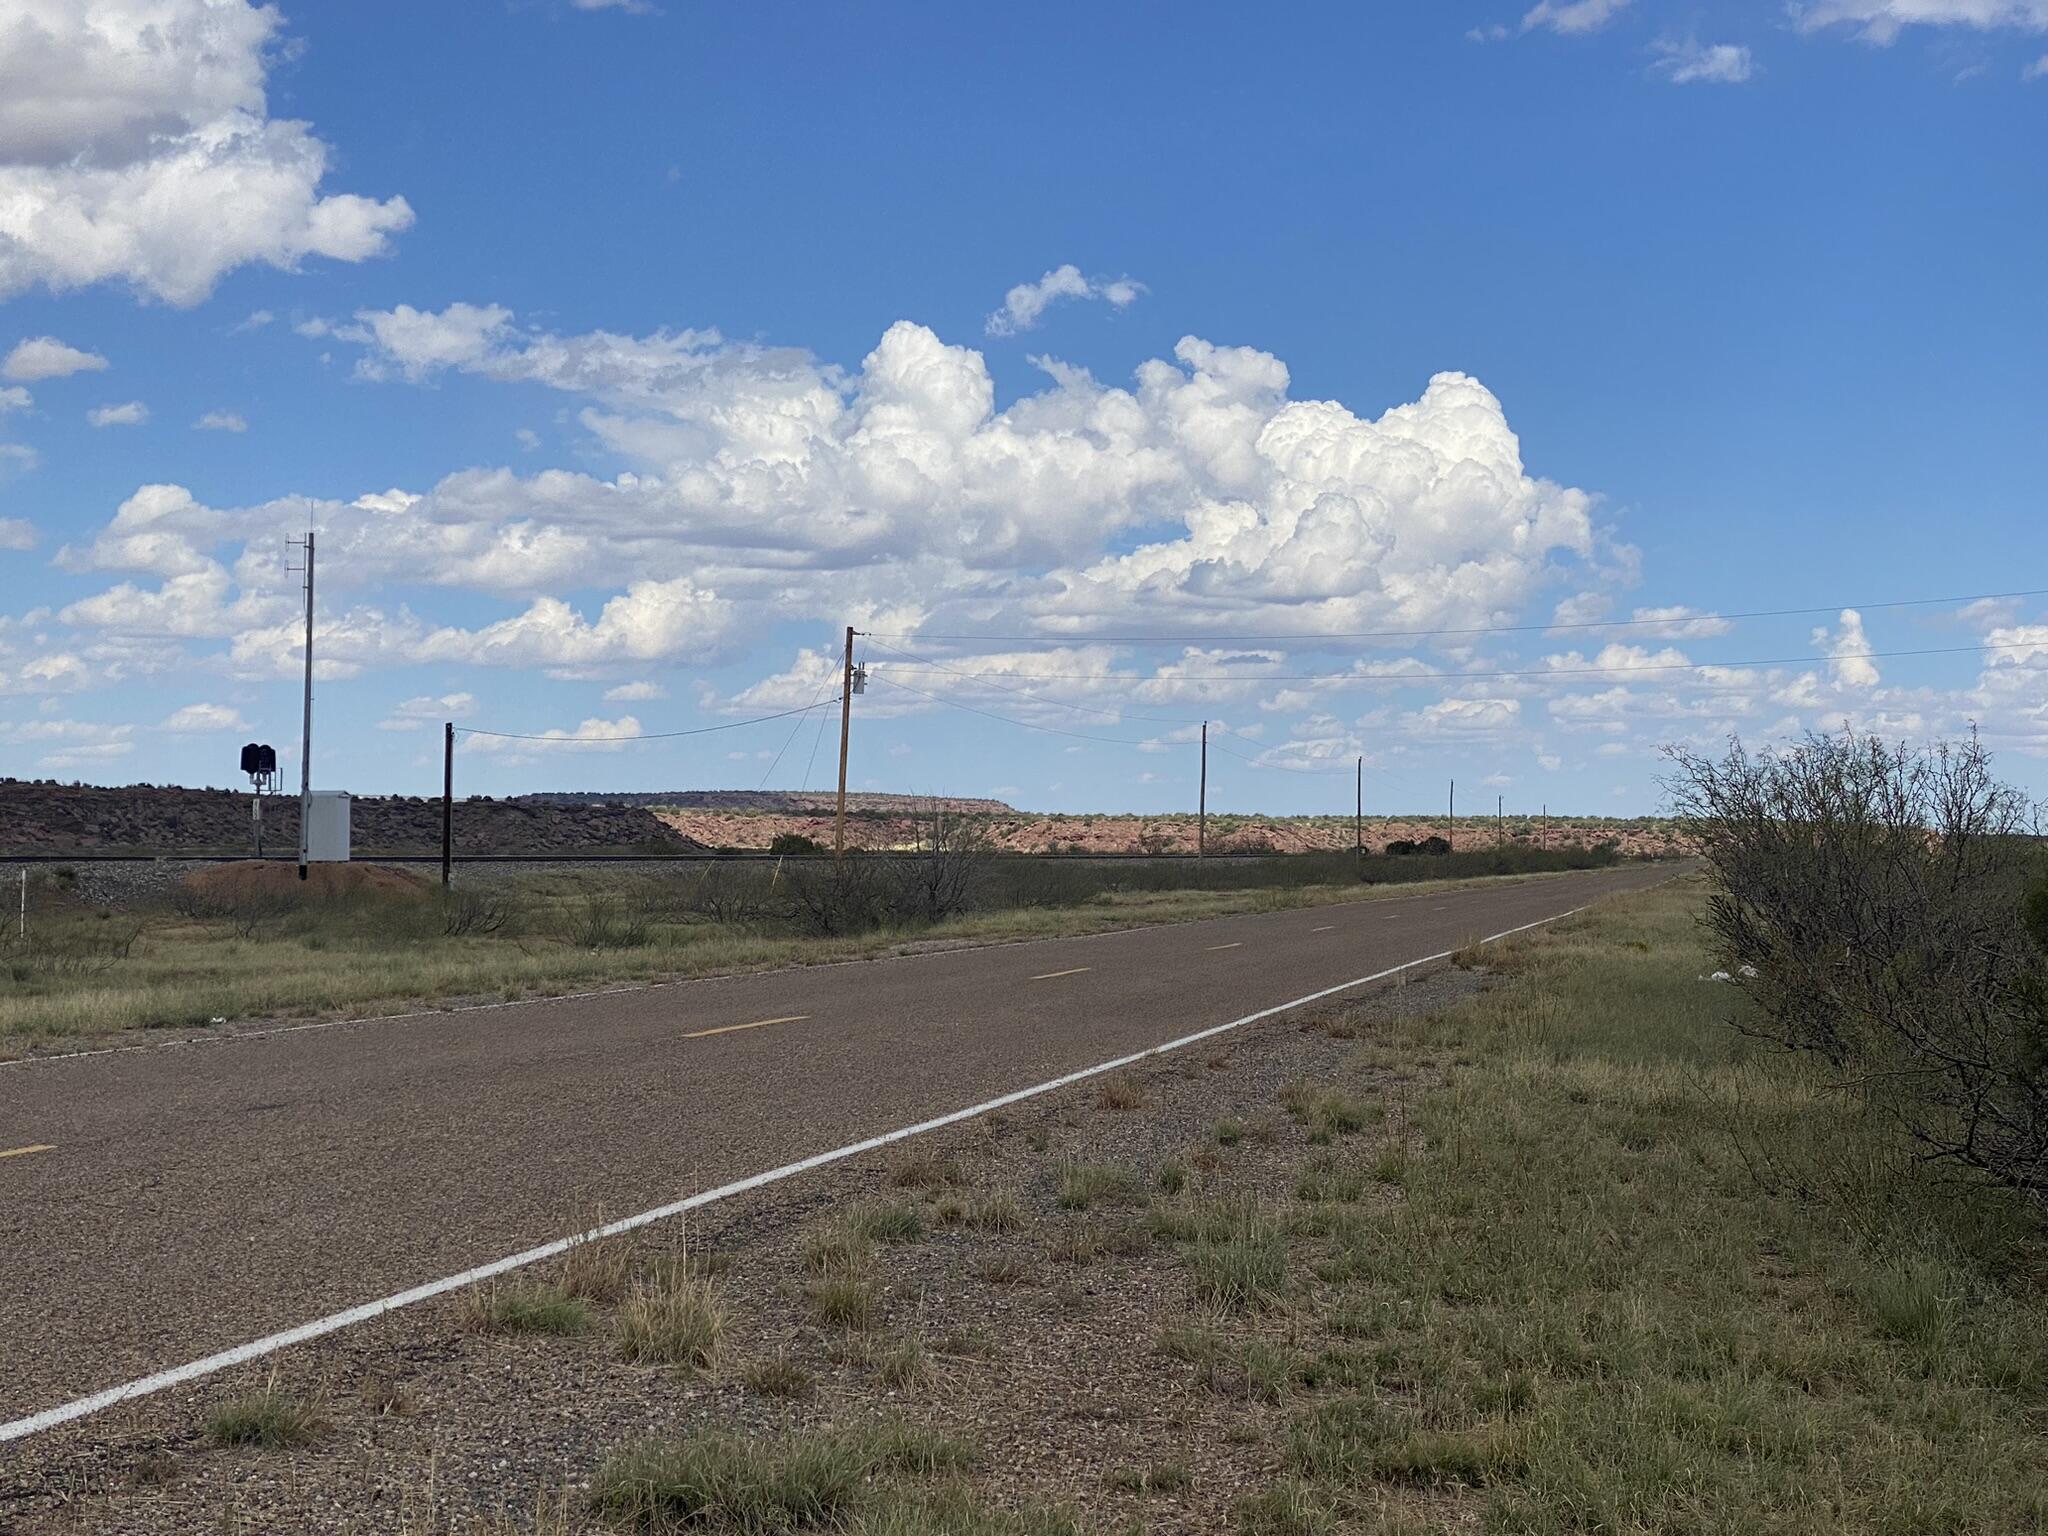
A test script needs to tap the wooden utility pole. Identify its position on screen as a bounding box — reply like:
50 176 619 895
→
1354 756 1363 857
1542 803 1549 851
441 721 455 888
1448 779 1455 853
1197 721 1208 862
834 625 855 858
1497 794 1504 852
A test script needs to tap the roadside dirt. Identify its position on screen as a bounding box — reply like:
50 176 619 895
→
0 966 1484 1535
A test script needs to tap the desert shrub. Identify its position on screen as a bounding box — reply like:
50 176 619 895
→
784 856 887 936
879 803 990 924
682 864 780 925
436 885 509 937
573 891 652 949
769 831 825 855
1668 731 2048 1219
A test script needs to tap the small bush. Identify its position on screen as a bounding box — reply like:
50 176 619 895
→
803 1224 873 1274
1056 1160 1136 1210
1096 1073 1143 1110
204 1378 323 1449
743 1352 815 1399
848 1200 925 1243
573 892 652 949
616 1251 724 1369
808 1274 878 1330
459 1280 590 1336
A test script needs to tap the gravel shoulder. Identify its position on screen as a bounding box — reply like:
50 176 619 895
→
0 960 1483 1535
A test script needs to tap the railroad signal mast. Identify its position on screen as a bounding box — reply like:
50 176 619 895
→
240 742 279 858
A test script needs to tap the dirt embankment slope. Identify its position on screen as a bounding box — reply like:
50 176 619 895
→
0 780 698 855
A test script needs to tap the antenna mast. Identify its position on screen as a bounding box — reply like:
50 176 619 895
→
289 528 316 881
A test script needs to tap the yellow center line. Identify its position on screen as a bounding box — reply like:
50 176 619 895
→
1205 942 1244 951
1030 967 1092 981
682 1014 810 1040
0 1144 54 1160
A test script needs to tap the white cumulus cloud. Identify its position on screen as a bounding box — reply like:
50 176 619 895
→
0 516 35 550
161 701 246 732
986 264 1145 337
4 336 107 380
194 409 247 432
0 0 413 304
88 400 149 427
1651 39 1756 82
1522 0 1634 35
464 715 645 754
379 692 477 730
1794 0 2048 43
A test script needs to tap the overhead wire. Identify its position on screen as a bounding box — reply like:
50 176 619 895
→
458 696 841 744
869 639 2043 687
860 586 2048 647
759 636 845 787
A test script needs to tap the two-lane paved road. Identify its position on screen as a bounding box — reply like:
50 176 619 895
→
0 862 1678 1433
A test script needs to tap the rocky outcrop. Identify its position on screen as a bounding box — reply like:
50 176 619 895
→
0 780 699 855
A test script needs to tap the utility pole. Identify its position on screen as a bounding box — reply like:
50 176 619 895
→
1354 756 1363 858
834 625 855 859
295 529 315 883
441 721 455 889
1497 794 1504 853
1197 721 1208 862
1542 803 1549 851
1448 778 1455 853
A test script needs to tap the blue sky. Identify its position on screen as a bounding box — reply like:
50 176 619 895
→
1 0 2044 817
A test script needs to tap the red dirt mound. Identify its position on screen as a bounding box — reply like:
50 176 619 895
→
182 861 430 903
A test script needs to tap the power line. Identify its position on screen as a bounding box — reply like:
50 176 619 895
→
870 639 2043 687
868 674 1166 749
862 637 1208 727
861 586 2048 647
458 696 841 744
759 638 845 787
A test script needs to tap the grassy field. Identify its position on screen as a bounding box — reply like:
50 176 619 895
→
0 859 1599 1054
1231 880 2048 1533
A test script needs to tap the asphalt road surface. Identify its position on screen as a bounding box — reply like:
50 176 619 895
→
0 862 1678 1433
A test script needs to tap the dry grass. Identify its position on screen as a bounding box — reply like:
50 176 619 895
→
1095 1073 1143 1110
806 1273 878 1331
457 1280 591 1337
203 1375 324 1449
616 1249 725 1370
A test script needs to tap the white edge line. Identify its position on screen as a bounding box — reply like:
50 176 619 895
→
0 901 1590 1445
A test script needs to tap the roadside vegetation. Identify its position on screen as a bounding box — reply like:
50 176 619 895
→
30 852 2048 1533
0 832 1620 1052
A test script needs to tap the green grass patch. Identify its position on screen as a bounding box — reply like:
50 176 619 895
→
592 1421 982 1532
458 1280 591 1337
203 1379 324 1449
1245 878 2048 1531
1054 1160 1137 1211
